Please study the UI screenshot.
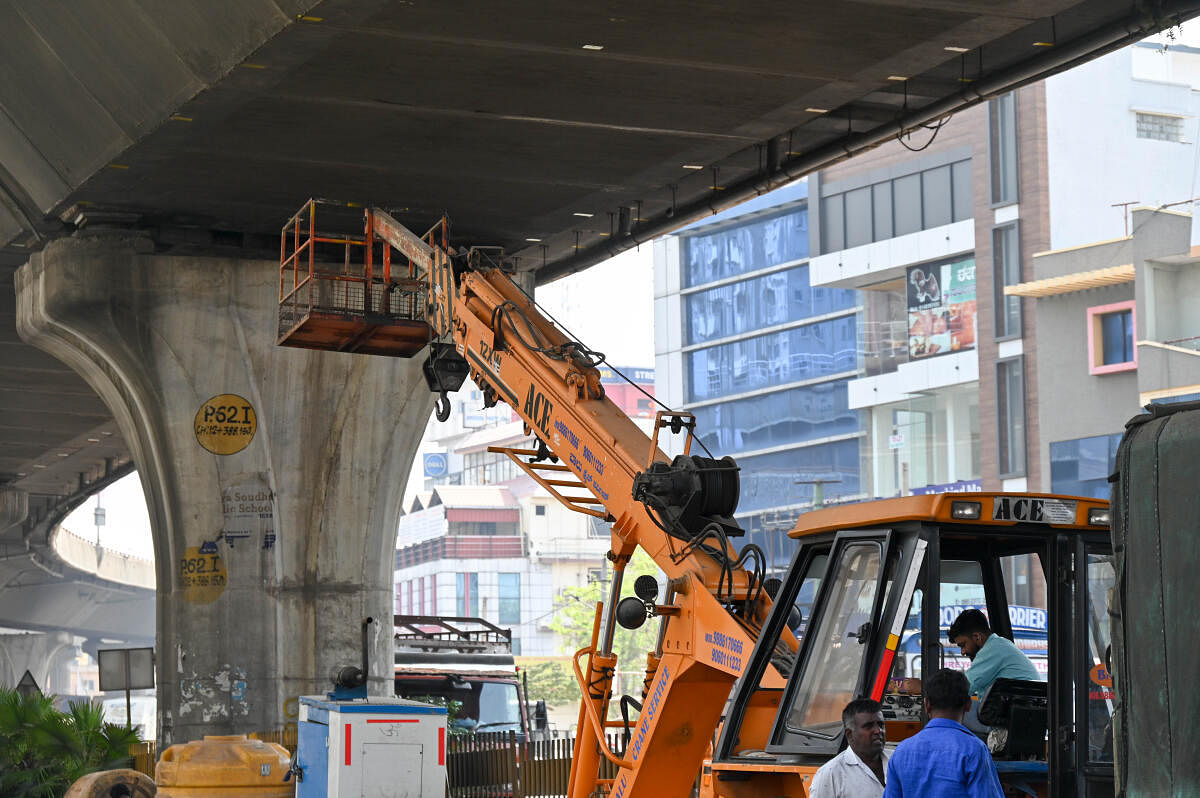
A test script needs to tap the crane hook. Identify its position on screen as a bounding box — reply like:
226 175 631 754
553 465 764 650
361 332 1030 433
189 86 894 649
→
435 392 451 422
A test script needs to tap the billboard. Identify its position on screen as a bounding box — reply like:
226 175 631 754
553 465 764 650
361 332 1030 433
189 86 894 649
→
907 258 976 360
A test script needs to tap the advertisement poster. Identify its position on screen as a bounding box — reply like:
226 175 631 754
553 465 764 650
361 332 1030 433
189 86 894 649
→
907 258 976 360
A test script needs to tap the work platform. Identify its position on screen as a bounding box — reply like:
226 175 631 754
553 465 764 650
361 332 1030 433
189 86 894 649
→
277 200 435 357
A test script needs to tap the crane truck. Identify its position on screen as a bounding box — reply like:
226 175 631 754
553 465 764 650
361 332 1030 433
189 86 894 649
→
278 200 1126 798
279 200 781 798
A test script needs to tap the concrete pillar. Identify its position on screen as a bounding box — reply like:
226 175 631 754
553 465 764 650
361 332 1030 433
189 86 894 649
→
0 487 27 533
16 232 432 745
0 630 76 695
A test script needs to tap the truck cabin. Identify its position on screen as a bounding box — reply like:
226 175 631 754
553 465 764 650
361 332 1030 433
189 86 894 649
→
711 493 1115 798
393 614 529 737
394 670 526 736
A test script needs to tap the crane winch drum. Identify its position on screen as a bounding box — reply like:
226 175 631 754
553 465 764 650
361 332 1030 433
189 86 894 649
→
632 454 742 540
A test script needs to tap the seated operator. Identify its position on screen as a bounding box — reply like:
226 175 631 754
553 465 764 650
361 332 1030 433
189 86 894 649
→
948 608 1039 733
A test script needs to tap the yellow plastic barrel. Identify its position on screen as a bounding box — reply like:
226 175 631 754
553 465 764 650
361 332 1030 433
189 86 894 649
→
155 734 293 797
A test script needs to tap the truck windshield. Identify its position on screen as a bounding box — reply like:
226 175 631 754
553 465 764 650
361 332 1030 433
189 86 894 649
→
474 681 522 731
397 677 524 733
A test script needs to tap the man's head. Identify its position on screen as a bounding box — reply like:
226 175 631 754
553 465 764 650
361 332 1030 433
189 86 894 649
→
841 698 886 760
923 668 972 721
948 608 992 660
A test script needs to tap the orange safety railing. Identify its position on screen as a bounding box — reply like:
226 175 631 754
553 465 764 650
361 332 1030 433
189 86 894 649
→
277 199 432 355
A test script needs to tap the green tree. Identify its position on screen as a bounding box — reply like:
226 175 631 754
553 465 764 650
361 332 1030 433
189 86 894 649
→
520 660 580 710
549 550 664 706
0 687 142 797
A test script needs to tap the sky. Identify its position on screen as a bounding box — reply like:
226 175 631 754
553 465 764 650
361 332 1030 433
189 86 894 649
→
533 244 655 368
60 471 153 559
1148 20 1200 47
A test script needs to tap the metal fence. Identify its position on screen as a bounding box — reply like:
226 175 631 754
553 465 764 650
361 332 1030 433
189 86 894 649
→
447 732 629 798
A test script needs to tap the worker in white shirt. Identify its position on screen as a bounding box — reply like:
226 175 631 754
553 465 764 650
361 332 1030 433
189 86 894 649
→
809 698 888 798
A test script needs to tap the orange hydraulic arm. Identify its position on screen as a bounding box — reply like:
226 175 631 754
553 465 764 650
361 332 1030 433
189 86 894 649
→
367 208 779 798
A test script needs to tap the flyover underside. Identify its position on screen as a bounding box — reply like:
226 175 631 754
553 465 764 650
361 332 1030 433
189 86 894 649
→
0 0 1197 745
4 1 1197 273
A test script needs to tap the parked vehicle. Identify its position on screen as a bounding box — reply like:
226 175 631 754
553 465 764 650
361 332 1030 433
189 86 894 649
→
394 615 531 738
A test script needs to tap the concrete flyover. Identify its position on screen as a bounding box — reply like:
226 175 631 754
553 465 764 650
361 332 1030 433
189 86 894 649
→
2 0 1198 744
0 524 154 695
0 522 154 642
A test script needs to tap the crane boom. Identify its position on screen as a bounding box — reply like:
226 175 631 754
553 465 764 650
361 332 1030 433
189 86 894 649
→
361 207 778 798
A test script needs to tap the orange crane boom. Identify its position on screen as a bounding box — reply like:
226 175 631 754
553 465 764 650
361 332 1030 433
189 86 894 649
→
361 207 778 798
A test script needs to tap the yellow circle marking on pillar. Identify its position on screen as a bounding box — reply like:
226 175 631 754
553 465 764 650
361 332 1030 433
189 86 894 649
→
179 546 227 603
194 393 257 455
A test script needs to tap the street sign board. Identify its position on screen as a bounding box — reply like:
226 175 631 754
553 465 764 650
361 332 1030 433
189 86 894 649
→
98 647 155 691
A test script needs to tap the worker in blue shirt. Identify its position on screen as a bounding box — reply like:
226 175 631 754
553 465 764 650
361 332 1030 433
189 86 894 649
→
883 668 1003 798
948 608 1040 698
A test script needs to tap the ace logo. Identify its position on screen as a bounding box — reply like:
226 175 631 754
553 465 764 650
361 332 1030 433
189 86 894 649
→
524 385 553 437
992 496 1077 524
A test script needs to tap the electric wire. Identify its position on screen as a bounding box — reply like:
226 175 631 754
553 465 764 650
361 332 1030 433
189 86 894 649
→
503 273 679 417
897 115 951 152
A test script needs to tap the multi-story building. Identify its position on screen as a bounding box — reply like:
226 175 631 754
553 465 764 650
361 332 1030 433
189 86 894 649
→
1020 208 1198 498
412 365 656 493
653 181 863 567
650 37 1199 610
395 367 654 656
807 39 1200 500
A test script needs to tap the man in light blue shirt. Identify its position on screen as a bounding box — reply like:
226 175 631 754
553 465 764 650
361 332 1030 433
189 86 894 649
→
948 609 1040 697
883 668 1003 798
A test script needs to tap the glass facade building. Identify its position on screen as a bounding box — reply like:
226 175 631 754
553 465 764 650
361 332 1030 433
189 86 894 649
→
1049 433 1122 499
659 183 865 569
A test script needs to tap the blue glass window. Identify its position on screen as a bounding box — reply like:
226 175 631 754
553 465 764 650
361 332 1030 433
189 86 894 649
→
685 264 857 346
682 208 809 287
734 441 862 515
1099 310 1134 365
1049 433 1122 499
498 573 520 624
692 381 859 454
456 572 479 616
687 316 858 403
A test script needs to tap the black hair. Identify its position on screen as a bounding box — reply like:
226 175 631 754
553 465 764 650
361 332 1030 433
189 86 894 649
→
947 608 990 641
924 668 970 711
842 698 883 732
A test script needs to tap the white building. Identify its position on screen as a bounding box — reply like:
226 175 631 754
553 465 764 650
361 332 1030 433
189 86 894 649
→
397 361 654 657
394 479 612 657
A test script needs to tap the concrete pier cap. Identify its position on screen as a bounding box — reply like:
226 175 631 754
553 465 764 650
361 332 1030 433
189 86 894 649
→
16 231 432 745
